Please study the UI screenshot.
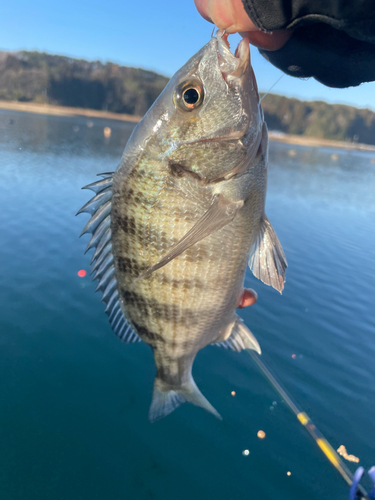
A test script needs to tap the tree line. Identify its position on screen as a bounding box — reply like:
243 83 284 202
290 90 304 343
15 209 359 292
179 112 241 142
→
0 50 168 116
1 50 375 145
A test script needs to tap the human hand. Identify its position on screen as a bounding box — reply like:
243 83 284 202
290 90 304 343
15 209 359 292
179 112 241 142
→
195 0 375 88
194 0 291 50
237 288 258 308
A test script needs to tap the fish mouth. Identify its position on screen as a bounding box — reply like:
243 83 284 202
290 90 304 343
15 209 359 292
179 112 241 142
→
216 31 250 80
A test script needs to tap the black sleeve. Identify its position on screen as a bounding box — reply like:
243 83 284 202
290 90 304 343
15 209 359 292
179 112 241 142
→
241 0 375 87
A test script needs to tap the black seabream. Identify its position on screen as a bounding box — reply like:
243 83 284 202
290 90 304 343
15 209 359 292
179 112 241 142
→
78 32 287 422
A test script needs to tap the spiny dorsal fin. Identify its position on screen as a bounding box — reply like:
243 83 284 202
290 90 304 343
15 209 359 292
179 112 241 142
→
82 176 114 194
77 173 142 344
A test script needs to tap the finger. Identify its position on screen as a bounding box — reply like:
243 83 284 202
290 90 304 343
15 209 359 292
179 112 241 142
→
244 30 292 51
194 0 258 33
194 0 292 50
194 0 213 23
238 288 258 308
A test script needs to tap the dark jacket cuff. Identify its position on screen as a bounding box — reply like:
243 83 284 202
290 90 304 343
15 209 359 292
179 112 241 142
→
259 24 375 88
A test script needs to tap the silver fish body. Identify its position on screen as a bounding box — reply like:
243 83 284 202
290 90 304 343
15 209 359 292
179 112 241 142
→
79 33 287 422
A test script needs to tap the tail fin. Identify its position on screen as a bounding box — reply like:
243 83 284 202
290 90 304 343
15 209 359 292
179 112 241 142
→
149 377 222 423
148 385 186 423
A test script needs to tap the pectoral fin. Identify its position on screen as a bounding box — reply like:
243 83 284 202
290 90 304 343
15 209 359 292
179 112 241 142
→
138 194 244 280
248 215 287 293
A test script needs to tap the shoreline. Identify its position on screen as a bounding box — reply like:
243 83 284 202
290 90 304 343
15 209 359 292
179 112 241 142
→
2 100 375 152
267 131 375 152
0 100 141 122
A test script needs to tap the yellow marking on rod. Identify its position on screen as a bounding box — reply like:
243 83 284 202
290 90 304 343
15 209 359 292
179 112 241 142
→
317 438 340 467
297 412 309 425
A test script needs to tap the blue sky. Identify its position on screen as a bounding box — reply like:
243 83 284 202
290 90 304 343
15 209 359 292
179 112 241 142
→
2 0 375 110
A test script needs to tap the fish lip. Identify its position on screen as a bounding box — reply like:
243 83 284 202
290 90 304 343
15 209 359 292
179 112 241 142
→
216 32 250 79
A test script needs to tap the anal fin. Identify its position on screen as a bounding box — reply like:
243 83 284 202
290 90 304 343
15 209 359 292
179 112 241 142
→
249 215 287 293
215 316 261 354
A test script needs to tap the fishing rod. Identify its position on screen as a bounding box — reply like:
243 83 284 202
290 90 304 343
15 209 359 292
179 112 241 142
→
247 349 372 500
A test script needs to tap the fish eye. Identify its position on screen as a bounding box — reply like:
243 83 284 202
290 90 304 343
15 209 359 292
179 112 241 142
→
174 80 204 112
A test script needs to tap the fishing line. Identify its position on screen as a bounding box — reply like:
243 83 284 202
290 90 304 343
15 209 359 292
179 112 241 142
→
246 349 370 499
260 74 284 102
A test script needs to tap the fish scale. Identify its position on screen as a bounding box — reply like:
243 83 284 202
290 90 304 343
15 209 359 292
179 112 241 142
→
115 170 246 343
78 32 287 422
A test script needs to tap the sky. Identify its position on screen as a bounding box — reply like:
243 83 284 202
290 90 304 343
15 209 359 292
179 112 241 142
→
2 0 375 110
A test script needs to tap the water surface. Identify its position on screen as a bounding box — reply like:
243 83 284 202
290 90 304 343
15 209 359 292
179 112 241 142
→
0 109 374 500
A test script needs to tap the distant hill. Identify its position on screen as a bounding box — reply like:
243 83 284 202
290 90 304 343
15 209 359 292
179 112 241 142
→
261 93 375 145
0 50 168 116
1 50 375 145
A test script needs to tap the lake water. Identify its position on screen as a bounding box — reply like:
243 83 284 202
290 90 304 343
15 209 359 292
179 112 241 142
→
0 109 374 500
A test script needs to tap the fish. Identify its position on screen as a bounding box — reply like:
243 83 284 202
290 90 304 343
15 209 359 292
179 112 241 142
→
77 31 287 422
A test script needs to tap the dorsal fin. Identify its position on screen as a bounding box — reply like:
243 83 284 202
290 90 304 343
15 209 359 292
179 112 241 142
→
77 173 142 344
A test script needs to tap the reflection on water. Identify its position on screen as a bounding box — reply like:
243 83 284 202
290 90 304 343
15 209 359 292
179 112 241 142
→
0 109 374 500
0 109 134 157
268 141 375 212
